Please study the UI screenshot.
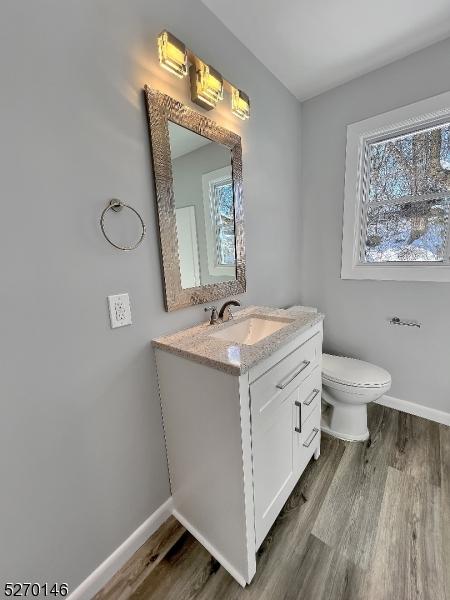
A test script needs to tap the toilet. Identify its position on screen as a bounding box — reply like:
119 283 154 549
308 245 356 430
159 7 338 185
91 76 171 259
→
321 354 391 441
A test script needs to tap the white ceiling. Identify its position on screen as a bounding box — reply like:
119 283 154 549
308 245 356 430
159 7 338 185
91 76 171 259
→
202 0 450 100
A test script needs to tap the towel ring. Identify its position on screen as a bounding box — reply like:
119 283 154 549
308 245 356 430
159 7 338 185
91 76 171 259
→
100 199 146 251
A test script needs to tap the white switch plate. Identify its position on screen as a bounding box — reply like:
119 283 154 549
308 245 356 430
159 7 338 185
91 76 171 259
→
108 293 132 328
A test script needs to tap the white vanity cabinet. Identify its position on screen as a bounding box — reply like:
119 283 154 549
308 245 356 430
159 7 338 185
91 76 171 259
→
155 320 322 587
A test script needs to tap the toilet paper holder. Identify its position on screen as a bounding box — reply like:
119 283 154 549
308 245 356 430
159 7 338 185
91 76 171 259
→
389 316 421 328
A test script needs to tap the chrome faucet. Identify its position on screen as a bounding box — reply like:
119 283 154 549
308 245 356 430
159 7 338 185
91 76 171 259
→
204 300 241 325
218 300 241 322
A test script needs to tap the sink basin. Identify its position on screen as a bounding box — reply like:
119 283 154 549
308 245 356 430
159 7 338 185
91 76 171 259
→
209 317 292 346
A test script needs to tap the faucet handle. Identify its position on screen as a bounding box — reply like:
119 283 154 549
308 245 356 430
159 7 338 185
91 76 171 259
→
224 306 235 320
204 306 219 325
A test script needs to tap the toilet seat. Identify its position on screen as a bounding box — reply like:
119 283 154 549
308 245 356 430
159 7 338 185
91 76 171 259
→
322 354 391 389
322 377 391 397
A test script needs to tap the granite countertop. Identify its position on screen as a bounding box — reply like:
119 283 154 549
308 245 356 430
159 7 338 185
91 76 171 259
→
152 305 324 375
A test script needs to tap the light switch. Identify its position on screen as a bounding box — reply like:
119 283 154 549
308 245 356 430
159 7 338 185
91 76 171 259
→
108 293 132 328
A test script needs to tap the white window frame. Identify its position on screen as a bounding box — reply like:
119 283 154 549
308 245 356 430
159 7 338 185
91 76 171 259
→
202 166 236 278
341 90 450 282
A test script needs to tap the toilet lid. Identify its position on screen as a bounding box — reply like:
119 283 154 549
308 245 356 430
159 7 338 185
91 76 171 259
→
322 354 391 388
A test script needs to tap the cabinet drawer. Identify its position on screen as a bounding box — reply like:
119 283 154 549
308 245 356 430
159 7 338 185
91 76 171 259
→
294 404 321 474
250 332 320 425
297 366 321 427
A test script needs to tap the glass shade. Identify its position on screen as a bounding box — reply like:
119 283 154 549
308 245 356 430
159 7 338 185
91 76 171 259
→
232 88 250 120
190 60 224 110
157 31 187 78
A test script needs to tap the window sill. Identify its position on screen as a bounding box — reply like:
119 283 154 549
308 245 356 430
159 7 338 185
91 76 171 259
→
341 263 450 282
208 265 236 277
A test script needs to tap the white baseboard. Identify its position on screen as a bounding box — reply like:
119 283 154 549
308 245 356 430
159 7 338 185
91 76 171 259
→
377 394 450 426
68 497 173 600
172 509 246 588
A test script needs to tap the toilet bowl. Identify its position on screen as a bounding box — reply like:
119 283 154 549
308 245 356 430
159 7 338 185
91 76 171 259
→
321 354 391 442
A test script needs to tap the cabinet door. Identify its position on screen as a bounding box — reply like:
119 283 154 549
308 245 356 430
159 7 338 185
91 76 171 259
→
251 384 298 549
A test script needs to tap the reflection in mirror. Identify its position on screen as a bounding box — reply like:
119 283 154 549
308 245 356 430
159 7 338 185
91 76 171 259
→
168 121 237 290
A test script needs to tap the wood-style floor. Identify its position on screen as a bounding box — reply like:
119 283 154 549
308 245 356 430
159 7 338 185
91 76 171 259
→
95 405 450 600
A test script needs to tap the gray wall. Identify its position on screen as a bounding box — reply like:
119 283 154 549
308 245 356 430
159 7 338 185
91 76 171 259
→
172 141 234 285
0 0 302 591
300 37 450 413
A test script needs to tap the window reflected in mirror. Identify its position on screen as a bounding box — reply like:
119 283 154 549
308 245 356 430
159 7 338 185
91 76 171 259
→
168 121 237 289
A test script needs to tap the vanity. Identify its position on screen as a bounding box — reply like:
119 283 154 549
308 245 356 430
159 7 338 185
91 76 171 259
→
145 88 323 586
153 306 323 586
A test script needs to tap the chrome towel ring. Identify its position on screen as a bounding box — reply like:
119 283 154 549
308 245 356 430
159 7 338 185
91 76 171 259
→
100 199 146 251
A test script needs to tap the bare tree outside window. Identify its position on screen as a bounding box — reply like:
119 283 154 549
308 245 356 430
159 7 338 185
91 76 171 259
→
363 123 450 262
212 179 236 266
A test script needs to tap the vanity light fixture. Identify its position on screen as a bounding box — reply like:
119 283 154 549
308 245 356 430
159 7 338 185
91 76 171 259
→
156 31 250 119
157 30 187 78
189 59 224 110
231 87 250 120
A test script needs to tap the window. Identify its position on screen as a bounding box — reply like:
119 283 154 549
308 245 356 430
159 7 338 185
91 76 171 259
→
364 124 450 263
202 167 236 277
341 91 450 281
210 178 236 266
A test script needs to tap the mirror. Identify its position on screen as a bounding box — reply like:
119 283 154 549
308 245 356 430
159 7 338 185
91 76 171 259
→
145 87 246 311
168 121 236 289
